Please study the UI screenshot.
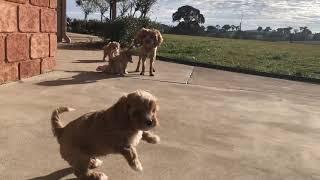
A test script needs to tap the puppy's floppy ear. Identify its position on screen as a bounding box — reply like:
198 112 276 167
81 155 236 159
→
114 95 129 117
102 42 111 50
154 29 163 47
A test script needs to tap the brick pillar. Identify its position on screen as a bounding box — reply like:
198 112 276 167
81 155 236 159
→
0 0 57 84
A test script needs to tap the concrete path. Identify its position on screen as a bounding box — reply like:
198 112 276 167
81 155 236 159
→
1 49 320 180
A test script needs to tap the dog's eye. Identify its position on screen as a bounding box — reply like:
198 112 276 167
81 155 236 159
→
152 108 156 113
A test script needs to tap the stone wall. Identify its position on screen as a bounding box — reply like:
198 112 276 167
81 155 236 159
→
0 0 57 84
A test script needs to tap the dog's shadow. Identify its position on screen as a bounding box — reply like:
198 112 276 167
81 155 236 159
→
27 167 77 180
36 71 120 86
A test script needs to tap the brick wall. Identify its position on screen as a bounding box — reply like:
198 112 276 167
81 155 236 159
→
0 0 57 84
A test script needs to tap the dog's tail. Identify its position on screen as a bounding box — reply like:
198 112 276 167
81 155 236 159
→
51 107 75 139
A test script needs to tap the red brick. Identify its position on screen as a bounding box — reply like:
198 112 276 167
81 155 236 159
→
0 63 19 84
41 57 55 73
6 0 27 3
19 59 41 79
6 34 29 62
0 35 5 63
31 34 49 59
30 0 49 7
19 6 40 32
49 0 57 8
41 9 57 32
0 2 18 32
49 34 57 57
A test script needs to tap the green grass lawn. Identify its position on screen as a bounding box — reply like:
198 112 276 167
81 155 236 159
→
158 34 320 79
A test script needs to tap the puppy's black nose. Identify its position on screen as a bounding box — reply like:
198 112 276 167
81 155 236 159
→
145 120 153 126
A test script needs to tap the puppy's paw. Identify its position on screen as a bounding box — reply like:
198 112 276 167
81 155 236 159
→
140 72 145 75
89 158 103 169
88 172 108 180
80 171 108 180
148 135 160 144
131 159 143 172
150 73 155 76
99 173 108 180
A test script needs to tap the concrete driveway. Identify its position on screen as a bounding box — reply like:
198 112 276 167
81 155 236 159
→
1 49 320 180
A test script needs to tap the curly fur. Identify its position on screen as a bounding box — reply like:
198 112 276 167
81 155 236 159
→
102 42 120 61
97 49 133 76
51 90 160 180
134 28 163 76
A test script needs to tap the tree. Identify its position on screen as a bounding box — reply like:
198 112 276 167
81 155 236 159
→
231 25 236 32
299 26 312 40
76 0 97 20
300 26 312 34
257 26 263 32
207 25 218 33
314 33 320 41
94 0 109 21
172 5 205 34
264 26 272 32
135 0 157 18
173 5 205 25
118 0 134 16
109 0 117 20
283 26 292 35
276 28 284 34
222 24 231 32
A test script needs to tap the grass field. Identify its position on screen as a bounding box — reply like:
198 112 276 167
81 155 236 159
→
158 34 320 79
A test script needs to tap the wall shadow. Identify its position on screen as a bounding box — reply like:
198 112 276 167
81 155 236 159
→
36 71 119 86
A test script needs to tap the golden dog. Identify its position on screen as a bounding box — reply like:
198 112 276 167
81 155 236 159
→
97 49 133 76
51 90 160 180
134 28 163 76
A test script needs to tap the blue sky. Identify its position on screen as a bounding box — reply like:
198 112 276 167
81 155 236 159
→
67 0 320 32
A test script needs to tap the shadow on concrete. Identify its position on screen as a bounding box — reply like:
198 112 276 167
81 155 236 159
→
72 60 105 64
36 71 120 86
27 167 76 180
58 42 104 51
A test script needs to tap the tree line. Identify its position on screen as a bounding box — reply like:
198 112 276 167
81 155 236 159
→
75 0 157 21
73 2 320 42
165 5 320 41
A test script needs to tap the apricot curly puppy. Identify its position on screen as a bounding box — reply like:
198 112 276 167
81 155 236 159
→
102 41 120 61
97 49 133 76
134 28 163 76
51 90 160 180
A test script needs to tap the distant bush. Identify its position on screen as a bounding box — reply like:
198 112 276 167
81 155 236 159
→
68 17 161 46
